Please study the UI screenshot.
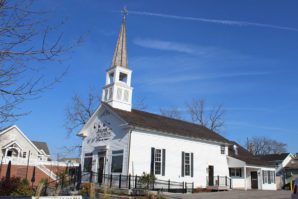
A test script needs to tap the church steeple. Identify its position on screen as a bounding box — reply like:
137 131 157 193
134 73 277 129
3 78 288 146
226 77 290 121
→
102 8 133 112
111 10 128 68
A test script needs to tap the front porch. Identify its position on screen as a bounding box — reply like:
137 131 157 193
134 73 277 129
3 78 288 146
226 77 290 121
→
228 156 277 190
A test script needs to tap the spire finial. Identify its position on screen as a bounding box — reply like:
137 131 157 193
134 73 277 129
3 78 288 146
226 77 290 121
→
121 6 128 19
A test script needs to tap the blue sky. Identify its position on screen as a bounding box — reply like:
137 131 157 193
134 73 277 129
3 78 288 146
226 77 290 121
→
14 0 298 158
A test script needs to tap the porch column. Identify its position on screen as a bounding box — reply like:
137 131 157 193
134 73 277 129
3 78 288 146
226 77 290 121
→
244 166 247 190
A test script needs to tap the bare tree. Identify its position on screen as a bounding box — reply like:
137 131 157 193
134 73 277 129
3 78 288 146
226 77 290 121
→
134 96 148 110
160 106 183 120
186 99 225 132
246 136 287 155
0 0 80 124
64 90 101 136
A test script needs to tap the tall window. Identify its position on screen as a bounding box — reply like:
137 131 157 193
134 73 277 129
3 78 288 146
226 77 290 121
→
181 152 193 177
263 170 268 184
111 150 123 173
220 145 225 154
184 153 191 176
83 153 93 172
154 149 162 175
151 148 166 176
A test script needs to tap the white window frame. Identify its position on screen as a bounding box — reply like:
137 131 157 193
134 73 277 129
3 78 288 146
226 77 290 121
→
154 149 162 175
220 145 225 154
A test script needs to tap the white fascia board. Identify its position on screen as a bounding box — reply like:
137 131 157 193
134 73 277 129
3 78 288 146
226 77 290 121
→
130 125 230 146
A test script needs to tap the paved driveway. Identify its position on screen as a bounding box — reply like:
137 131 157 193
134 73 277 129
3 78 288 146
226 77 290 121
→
165 190 291 199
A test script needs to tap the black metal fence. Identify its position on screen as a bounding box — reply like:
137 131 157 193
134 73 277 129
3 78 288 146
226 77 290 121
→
83 171 194 193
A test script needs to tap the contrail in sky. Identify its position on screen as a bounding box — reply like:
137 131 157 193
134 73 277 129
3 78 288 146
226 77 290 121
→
129 10 298 32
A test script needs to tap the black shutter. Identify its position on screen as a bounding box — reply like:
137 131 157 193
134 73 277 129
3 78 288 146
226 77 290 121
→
191 153 194 177
181 152 185 177
162 149 166 176
150 147 155 175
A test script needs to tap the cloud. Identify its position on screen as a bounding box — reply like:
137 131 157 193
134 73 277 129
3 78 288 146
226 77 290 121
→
130 10 298 32
133 38 210 55
227 121 294 134
140 71 270 85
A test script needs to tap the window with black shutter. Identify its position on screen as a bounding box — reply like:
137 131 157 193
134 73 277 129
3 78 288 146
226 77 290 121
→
151 148 166 176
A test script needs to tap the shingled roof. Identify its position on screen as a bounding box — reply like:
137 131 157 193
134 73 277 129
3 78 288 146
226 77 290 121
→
105 104 230 144
228 141 269 166
32 141 50 155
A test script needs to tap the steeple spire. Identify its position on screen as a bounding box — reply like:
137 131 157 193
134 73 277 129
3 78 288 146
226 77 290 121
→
102 7 133 112
111 7 128 68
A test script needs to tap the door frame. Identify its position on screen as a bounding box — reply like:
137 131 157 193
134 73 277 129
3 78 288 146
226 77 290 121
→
98 150 106 184
251 171 258 189
208 165 214 186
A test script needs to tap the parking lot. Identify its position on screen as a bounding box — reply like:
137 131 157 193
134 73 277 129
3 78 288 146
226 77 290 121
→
165 190 291 199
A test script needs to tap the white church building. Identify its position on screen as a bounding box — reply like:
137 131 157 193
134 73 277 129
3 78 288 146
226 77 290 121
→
78 13 277 191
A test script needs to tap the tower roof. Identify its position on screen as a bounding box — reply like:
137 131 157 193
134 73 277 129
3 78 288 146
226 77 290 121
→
111 11 128 68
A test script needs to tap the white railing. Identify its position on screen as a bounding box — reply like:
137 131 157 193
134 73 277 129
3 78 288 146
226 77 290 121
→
36 164 57 180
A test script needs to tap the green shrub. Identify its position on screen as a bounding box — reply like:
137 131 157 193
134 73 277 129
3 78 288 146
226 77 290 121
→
139 172 156 189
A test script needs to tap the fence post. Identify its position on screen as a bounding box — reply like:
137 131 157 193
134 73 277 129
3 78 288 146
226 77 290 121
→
168 179 170 191
225 176 227 186
192 182 194 193
128 174 131 189
110 174 112 188
217 175 220 186
135 175 138 188
119 174 122 189
89 171 93 183
185 182 187 193
182 181 185 193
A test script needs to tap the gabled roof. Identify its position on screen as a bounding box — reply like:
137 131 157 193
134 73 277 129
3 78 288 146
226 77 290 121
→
32 141 50 155
104 103 230 144
0 125 41 154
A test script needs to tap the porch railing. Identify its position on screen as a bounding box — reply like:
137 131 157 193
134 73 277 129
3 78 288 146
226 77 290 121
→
206 176 231 188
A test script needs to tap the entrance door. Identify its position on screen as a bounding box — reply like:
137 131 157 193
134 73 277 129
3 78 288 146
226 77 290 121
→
251 171 258 189
208 165 214 186
98 151 106 184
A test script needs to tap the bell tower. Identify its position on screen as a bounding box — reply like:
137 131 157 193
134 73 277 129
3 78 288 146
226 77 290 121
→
102 8 133 112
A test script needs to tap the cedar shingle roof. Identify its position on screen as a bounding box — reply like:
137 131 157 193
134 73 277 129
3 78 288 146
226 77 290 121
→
106 104 230 144
32 141 50 155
